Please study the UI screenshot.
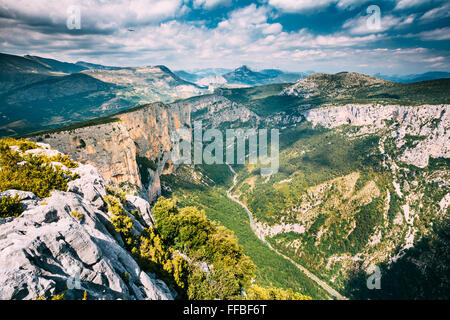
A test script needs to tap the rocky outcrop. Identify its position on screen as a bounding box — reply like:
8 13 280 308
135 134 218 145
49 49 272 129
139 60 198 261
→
171 94 259 127
32 95 259 203
0 151 172 300
32 102 190 202
282 72 391 99
302 104 449 167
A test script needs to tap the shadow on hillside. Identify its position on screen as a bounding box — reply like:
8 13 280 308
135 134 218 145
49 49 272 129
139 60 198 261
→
345 217 450 300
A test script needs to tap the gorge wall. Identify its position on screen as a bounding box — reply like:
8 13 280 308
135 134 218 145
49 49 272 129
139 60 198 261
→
30 95 255 202
32 102 191 202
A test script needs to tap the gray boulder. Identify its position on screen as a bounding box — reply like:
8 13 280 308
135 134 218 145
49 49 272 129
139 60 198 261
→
125 195 155 227
67 164 107 209
0 190 173 300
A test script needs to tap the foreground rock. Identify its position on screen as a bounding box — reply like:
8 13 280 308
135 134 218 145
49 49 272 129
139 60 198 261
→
0 161 172 300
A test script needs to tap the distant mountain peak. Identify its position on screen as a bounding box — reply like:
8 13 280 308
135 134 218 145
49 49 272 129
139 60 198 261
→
236 65 252 71
283 71 391 99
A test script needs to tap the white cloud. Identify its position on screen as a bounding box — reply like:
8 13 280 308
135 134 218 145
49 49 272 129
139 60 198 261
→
416 27 450 40
343 14 416 35
0 0 186 32
193 0 231 9
423 56 445 63
420 3 450 21
267 0 376 12
267 0 337 12
394 0 433 10
0 2 447 73
336 0 372 10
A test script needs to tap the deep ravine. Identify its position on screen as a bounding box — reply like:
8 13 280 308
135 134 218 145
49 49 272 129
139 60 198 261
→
226 164 348 300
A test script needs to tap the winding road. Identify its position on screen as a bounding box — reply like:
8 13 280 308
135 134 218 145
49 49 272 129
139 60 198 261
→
226 164 348 300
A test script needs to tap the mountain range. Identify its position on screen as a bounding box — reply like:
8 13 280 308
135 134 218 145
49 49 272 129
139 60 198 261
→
0 52 449 300
0 53 207 136
374 71 450 83
176 65 310 87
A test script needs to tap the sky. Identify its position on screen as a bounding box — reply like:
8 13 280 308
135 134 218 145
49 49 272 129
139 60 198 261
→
0 0 449 75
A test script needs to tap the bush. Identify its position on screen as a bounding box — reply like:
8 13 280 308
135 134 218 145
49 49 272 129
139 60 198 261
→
0 138 38 152
246 285 312 300
0 138 79 198
152 197 255 299
71 210 85 221
0 195 23 218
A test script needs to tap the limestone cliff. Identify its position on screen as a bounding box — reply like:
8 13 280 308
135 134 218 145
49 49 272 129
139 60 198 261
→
31 95 259 203
32 102 191 202
302 104 449 167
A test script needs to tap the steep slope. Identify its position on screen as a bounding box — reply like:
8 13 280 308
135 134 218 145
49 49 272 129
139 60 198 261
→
24 55 88 74
16 71 450 300
0 138 309 300
75 61 120 71
0 141 173 300
0 53 209 137
282 72 392 99
30 102 191 203
160 76 449 299
233 103 449 298
0 73 119 136
281 73 450 107
0 53 64 94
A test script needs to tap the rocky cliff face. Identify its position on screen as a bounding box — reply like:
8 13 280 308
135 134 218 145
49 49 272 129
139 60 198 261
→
33 102 191 202
303 104 449 168
0 144 172 300
32 95 260 203
171 94 259 127
230 101 449 295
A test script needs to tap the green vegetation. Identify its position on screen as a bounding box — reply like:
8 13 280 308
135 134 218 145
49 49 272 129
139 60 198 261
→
0 194 23 218
23 115 121 138
105 191 254 299
246 285 312 300
347 216 450 300
240 122 381 224
106 186 313 300
0 138 79 199
220 78 450 118
152 197 254 299
0 137 39 151
70 210 85 221
36 292 66 300
160 167 328 299
36 290 89 300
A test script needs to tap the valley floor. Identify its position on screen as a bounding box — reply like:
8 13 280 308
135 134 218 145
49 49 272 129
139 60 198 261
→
226 165 347 300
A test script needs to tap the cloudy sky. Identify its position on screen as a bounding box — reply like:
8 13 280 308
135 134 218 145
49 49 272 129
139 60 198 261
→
1 0 449 74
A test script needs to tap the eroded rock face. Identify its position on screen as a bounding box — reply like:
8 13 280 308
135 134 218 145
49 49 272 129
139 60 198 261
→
171 94 259 128
32 102 190 202
303 104 449 167
0 158 173 300
125 194 155 227
67 164 108 210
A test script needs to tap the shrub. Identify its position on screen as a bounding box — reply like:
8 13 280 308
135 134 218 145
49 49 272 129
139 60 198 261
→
246 285 312 300
71 210 85 221
0 195 23 218
0 138 79 198
0 138 38 152
152 197 255 299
